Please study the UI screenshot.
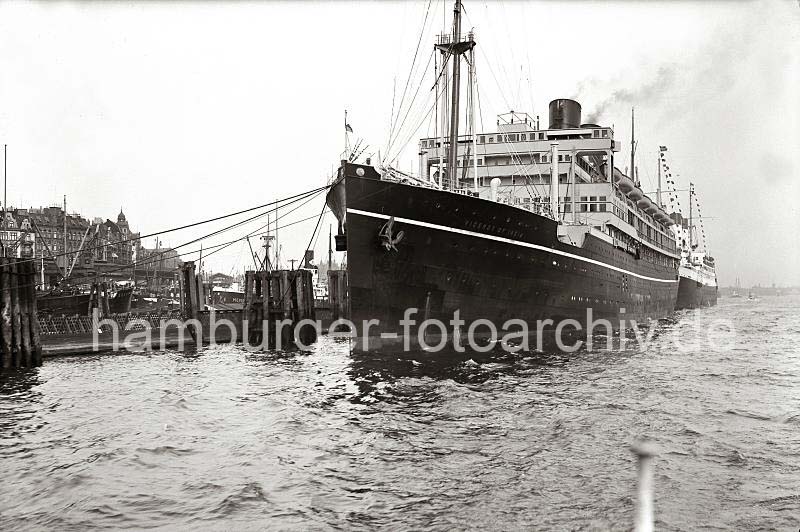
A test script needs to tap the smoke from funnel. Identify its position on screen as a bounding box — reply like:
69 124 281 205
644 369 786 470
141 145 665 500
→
584 65 677 123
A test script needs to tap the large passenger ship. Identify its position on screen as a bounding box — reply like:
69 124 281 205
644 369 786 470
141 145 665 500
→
661 157 718 310
325 0 680 349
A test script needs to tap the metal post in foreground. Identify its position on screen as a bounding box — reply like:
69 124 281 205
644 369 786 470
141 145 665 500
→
633 440 657 532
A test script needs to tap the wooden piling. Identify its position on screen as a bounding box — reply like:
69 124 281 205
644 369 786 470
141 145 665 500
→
28 261 43 367
180 262 200 342
87 283 96 316
184 261 198 320
9 260 22 367
19 262 32 368
243 271 253 311
279 270 292 347
279 270 291 318
328 269 349 320
292 269 316 345
0 258 11 369
100 282 111 317
195 274 205 313
294 270 305 323
178 274 185 314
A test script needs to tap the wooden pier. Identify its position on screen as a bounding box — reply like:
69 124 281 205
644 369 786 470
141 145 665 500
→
3 260 334 361
181 262 317 348
327 269 348 321
0 258 43 370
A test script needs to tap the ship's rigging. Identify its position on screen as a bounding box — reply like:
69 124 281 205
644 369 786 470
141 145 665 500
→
661 148 711 255
375 0 573 208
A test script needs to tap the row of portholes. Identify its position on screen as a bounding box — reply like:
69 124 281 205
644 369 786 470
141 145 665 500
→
425 199 536 239
440 238 675 294
438 266 671 308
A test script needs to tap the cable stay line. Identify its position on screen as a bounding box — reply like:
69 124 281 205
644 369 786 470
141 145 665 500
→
384 47 437 163
15 194 326 294
384 0 436 164
12 184 331 268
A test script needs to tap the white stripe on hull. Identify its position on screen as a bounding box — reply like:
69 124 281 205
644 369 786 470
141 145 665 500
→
347 207 678 284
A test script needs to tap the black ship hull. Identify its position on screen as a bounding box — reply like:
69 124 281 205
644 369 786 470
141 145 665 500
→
326 163 679 351
676 275 718 310
37 293 91 316
210 289 245 310
38 287 134 316
109 287 135 314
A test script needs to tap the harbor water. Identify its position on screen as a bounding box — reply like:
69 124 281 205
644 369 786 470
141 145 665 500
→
1 296 798 530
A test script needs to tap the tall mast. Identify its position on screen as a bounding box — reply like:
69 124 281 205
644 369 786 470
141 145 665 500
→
470 46 478 193
439 54 448 188
434 51 438 183
3 144 6 219
550 142 560 221
447 0 462 190
63 195 68 274
656 150 662 207
688 182 693 250
263 213 273 272
2 144 6 255
274 200 280 269
630 107 636 184
436 0 474 191
344 109 349 155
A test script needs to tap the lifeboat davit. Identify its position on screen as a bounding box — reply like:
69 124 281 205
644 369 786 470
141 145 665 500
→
628 188 643 201
637 197 652 210
617 176 634 193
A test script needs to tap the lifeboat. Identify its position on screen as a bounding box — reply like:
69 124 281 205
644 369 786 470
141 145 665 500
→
645 204 659 215
617 176 634 193
628 188 643 201
637 197 652 210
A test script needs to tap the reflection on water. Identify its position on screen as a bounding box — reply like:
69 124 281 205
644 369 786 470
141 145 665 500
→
1 297 799 530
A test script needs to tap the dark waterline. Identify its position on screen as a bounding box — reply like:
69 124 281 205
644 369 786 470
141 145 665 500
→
1 297 798 530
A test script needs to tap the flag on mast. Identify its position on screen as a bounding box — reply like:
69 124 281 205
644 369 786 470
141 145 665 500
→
345 109 353 133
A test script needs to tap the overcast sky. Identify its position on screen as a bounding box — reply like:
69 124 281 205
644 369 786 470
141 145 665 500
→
0 0 797 286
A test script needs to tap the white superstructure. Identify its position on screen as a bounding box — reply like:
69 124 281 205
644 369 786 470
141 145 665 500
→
417 102 679 263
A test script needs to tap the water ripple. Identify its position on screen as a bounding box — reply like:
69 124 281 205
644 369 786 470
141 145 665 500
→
0 296 799 530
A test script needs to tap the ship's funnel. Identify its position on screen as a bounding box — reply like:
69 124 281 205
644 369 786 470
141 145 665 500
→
549 99 582 129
